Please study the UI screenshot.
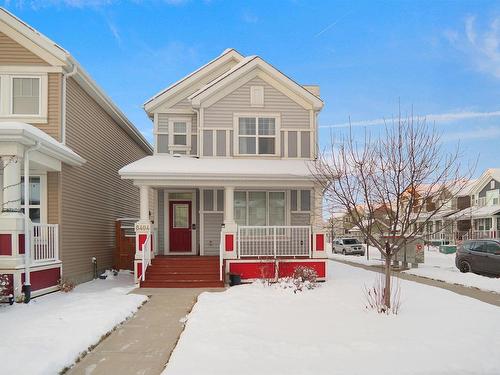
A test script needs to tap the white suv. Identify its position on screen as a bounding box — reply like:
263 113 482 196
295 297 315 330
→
332 238 365 256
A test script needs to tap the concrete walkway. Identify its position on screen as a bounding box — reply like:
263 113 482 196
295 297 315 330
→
68 287 223 375
331 258 500 307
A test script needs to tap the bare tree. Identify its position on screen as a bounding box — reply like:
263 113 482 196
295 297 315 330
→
313 111 473 310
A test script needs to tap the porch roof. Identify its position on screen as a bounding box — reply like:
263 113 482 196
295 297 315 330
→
119 154 316 182
447 205 500 220
0 122 85 166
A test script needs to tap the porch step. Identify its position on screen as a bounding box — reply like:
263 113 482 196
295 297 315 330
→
141 256 223 288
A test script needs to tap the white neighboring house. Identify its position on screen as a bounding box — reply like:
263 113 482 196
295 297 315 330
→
120 49 328 286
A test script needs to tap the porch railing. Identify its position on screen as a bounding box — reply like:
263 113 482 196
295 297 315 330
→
237 226 311 258
31 223 59 263
470 230 499 240
141 231 152 282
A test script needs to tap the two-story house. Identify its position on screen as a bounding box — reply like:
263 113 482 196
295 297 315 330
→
0 8 152 299
120 49 328 287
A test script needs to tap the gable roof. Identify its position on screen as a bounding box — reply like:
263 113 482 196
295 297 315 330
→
143 48 244 112
188 56 324 110
471 168 500 195
0 7 152 154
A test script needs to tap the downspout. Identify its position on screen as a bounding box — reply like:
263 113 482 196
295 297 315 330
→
23 141 42 303
61 63 78 144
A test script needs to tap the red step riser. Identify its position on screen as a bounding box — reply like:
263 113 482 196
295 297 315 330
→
140 281 224 288
146 275 221 281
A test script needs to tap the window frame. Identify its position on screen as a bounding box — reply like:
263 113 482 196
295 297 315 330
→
16 174 47 224
233 113 281 157
234 190 287 226
0 72 47 122
290 189 312 213
167 117 192 153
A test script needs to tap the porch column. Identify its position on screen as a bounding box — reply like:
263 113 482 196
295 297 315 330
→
1 155 22 216
223 186 235 226
139 185 149 223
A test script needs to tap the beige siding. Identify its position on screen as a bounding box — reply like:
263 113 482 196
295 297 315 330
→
61 78 150 283
47 172 60 225
0 32 49 65
32 73 62 140
291 212 311 226
204 77 310 130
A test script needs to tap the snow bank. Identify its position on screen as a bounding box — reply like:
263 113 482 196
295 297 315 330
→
0 270 146 375
164 262 500 375
403 248 500 294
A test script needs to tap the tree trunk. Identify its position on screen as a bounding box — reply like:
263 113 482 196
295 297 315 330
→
384 242 391 309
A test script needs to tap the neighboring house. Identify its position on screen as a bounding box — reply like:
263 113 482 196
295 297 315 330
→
448 169 500 240
119 49 327 286
0 9 152 298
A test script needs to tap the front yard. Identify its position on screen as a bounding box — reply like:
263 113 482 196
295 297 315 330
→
164 261 500 375
0 270 146 375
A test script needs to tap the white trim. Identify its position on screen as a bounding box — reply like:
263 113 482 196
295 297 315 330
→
168 116 192 153
233 113 281 157
0 66 63 73
0 73 47 122
250 85 264 107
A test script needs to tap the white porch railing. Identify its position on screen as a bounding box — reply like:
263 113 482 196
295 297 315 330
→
470 230 499 240
237 226 311 258
31 223 59 263
219 231 224 281
141 232 152 282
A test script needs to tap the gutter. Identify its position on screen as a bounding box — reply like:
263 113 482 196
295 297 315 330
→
23 141 42 303
61 63 78 144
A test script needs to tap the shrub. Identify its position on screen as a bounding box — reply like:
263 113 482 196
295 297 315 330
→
58 278 75 293
0 274 10 296
363 275 401 315
277 266 318 293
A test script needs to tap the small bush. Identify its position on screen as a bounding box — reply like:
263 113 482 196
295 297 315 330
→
277 266 318 293
58 278 75 293
0 274 10 296
363 275 401 315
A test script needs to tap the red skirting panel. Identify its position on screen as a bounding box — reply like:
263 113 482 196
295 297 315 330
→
228 260 327 280
0 234 12 255
278 261 326 278
21 267 61 292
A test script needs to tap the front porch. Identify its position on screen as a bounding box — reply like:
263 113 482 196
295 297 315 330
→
119 155 328 286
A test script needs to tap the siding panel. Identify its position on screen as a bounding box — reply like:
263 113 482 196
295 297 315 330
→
33 73 61 140
291 212 311 226
47 172 60 224
204 77 310 130
203 212 223 255
0 32 49 65
61 78 150 283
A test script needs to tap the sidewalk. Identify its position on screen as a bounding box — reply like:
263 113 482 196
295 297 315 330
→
330 258 500 307
68 287 223 375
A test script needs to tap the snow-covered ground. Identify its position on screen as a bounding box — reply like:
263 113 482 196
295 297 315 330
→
328 243 500 294
164 262 500 375
403 247 500 294
0 270 146 375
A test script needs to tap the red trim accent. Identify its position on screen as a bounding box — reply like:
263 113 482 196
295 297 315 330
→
225 234 234 252
316 233 325 251
21 267 60 292
138 234 147 249
18 234 25 254
278 261 326 278
0 234 12 256
137 262 143 280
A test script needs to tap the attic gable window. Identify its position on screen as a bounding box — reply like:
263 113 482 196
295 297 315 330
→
250 86 264 107
235 115 280 156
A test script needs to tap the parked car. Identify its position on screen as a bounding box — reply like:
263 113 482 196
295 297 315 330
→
332 238 365 256
455 240 500 276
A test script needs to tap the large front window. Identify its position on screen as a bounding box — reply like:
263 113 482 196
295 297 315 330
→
234 191 285 226
237 116 278 155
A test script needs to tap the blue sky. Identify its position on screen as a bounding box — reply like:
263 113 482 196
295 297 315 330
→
3 0 500 176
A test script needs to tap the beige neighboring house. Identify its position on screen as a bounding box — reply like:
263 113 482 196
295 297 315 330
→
120 49 328 287
0 8 152 299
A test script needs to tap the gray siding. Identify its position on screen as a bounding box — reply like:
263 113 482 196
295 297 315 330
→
478 179 500 198
203 212 223 255
61 78 150 284
204 77 310 129
158 190 165 253
291 212 311 226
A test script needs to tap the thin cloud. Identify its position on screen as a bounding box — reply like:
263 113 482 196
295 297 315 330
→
441 125 500 143
321 110 500 129
315 10 353 38
446 15 500 79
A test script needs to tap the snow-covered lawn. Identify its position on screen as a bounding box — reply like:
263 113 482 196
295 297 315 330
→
403 247 500 294
328 243 500 294
164 262 500 375
0 270 146 375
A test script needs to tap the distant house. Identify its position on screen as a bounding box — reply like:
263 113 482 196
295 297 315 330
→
120 49 328 286
0 8 152 298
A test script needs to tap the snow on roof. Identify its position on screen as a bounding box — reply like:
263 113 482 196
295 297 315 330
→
0 122 85 166
447 204 500 220
119 154 316 181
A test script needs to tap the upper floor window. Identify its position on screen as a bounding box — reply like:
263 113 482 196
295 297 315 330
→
12 77 40 115
236 115 279 156
172 121 188 146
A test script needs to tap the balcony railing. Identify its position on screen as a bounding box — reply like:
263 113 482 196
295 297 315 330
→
237 226 311 258
469 230 499 240
31 223 59 263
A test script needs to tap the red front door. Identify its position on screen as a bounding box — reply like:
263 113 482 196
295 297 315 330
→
169 200 192 252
